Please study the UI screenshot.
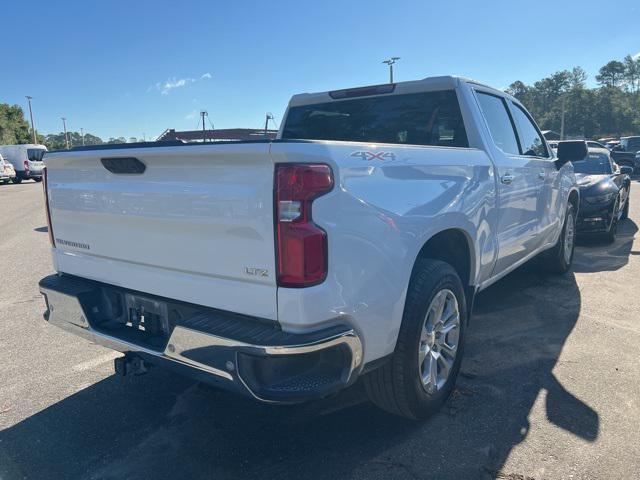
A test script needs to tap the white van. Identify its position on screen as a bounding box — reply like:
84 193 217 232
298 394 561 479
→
0 144 47 183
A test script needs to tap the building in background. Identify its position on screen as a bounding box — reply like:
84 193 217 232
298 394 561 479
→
157 128 278 143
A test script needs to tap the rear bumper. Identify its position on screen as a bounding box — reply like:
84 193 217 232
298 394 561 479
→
39 274 363 403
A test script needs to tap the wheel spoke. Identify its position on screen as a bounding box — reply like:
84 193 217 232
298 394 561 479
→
418 344 429 365
418 288 461 393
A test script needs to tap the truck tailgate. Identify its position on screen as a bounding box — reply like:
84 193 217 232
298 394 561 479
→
45 143 278 320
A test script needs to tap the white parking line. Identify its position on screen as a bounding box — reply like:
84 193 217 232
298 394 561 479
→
71 352 122 373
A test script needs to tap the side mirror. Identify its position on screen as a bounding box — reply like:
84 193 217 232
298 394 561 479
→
620 166 634 175
556 141 588 169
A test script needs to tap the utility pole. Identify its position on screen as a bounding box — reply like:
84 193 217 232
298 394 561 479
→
25 96 37 144
382 57 400 84
200 111 208 143
81 128 85 146
61 117 69 149
264 113 273 137
560 96 566 141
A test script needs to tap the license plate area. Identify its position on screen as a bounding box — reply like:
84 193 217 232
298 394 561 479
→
124 293 170 338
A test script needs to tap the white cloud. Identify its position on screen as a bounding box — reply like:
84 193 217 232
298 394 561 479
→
185 110 198 120
151 73 213 95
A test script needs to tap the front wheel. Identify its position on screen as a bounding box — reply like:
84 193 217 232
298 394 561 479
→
604 198 620 244
11 177 22 184
541 202 576 274
364 259 466 419
621 194 630 220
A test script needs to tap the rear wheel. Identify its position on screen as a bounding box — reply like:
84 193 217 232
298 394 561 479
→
364 259 466 419
541 202 576 274
11 177 22 184
33 177 42 183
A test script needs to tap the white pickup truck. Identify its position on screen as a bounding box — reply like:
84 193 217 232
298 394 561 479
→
39 76 582 419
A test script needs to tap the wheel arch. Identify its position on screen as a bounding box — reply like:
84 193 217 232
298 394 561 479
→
409 228 477 317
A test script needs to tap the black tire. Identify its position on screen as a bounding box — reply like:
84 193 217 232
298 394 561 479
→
33 177 42 183
364 259 467 420
541 202 576 274
12 177 22 184
621 194 629 220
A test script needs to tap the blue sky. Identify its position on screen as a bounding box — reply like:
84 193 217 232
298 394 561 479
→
2 0 639 140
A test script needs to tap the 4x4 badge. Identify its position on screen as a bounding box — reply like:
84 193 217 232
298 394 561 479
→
350 151 396 161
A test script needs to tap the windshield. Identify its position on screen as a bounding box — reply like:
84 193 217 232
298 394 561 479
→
572 152 612 174
281 90 469 147
27 148 46 161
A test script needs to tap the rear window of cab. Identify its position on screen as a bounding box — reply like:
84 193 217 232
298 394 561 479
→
282 90 469 148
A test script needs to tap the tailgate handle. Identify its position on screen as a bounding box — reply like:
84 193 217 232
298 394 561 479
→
101 157 146 174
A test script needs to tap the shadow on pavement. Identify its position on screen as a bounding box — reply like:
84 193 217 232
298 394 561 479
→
0 255 600 479
572 218 637 272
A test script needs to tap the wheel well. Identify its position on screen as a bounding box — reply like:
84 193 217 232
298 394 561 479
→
414 229 472 290
568 189 579 210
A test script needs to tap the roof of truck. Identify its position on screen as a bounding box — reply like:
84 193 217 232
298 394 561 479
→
288 75 510 107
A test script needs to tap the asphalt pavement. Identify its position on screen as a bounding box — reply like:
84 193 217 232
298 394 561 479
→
1 180 639 480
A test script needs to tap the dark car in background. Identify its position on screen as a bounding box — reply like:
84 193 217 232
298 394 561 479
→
574 147 632 242
611 136 640 174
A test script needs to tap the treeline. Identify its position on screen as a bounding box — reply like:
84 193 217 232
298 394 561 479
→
506 54 640 139
0 104 141 149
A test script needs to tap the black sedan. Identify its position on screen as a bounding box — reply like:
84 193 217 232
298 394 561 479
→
574 148 632 242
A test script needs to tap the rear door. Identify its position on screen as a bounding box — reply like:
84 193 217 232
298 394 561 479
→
45 142 278 319
474 90 540 276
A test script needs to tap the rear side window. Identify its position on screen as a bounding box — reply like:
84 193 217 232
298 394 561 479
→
510 103 548 157
281 90 469 147
27 149 46 161
475 92 520 155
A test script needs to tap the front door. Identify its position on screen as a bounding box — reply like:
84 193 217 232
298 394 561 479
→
474 90 541 277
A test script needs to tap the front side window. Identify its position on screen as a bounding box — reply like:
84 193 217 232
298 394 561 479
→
475 92 520 155
281 90 469 147
510 103 548 157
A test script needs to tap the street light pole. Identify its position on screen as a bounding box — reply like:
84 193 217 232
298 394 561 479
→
61 117 69 149
200 111 208 143
25 96 37 144
560 96 566 141
382 57 400 84
264 113 273 137
81 128 85 146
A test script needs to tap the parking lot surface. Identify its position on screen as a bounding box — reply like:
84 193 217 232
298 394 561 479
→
1 180 639 480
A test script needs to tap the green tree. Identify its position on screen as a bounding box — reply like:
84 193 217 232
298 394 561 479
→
596 60 626 87
0 104 32 144
623 55 640 93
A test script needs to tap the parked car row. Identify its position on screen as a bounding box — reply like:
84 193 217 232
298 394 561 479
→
0 144 47 184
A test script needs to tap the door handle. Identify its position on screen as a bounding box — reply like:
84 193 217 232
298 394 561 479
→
538 170 546 180
501 173 514 185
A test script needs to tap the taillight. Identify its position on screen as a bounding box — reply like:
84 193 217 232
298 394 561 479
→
42 167 55 247
24 160 29 172
275 164 333 287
